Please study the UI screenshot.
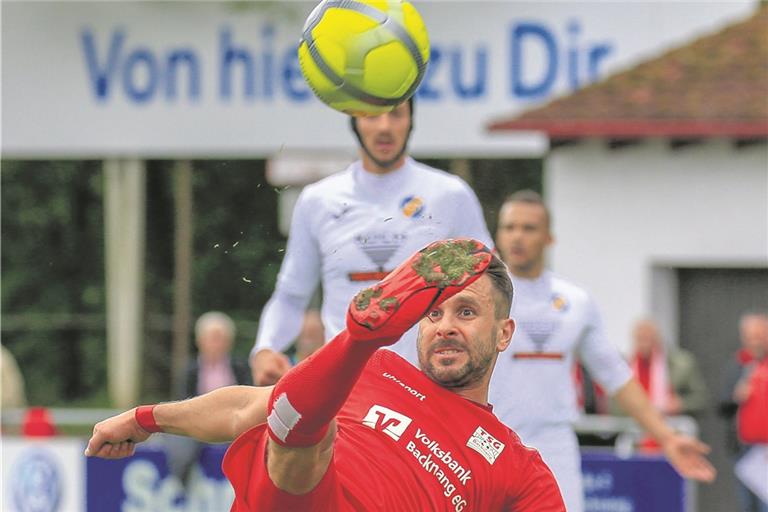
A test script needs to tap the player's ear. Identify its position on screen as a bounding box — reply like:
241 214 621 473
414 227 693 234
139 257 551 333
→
496 319 514 352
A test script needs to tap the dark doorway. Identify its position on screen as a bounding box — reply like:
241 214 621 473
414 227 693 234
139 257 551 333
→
678 267 768 512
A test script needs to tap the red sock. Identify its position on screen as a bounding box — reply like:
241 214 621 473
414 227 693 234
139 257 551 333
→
266 330 396 447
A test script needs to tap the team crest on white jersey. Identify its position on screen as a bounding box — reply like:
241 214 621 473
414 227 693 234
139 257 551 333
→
466 426 505 465
399 195 425 218
362 405 413 441
551 293 569 312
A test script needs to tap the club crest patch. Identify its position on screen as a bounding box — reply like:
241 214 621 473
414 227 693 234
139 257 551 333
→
551 293 569 312
466 426 505 465
400 195 425 219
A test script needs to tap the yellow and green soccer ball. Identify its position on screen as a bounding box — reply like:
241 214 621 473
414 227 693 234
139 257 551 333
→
298 0 430 116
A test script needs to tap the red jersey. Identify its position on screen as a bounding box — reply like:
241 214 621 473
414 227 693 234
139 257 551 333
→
224 350 563 511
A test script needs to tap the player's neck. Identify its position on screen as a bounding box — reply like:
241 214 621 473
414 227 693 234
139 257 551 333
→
507 260 545 280
452 380 490 406
360 154 407 175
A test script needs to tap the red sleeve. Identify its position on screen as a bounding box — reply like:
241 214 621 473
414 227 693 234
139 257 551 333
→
506 448 565 511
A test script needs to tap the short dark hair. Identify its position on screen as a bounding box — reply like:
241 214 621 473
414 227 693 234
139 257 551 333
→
501 189 550 229
486 254 513 319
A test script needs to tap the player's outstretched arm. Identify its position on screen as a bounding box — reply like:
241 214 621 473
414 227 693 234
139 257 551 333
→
85 385 273 459
613 379 716 482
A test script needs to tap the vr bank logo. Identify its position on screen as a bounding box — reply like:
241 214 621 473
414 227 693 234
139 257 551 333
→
362 405 413 441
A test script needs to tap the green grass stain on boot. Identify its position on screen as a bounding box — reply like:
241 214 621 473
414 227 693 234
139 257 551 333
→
412 240 480 287
354 286 383 311
379 296 400 312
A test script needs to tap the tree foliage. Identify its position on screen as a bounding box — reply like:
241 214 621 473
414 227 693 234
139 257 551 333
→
1 157 540 406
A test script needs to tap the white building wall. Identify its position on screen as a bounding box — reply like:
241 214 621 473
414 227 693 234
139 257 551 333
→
545 139 768 353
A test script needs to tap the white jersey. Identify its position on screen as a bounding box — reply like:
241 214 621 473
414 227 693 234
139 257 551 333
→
489 271 632 437
253 157 492 360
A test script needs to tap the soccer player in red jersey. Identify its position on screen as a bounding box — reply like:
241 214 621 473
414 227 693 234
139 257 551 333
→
86 239 565 511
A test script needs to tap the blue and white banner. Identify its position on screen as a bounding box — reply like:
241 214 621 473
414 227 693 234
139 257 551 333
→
582 451 686 512
1 1 757 156
86 444 232 512
1 437 691 511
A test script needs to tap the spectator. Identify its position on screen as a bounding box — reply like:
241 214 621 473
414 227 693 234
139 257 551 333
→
180 311 252 399
621 318 709 417
719 312 768 512
167 311 252 486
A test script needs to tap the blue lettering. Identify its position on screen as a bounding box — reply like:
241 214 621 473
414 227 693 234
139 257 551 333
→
122 48 158 103
588 44 613 81
511 22 557 98
416 47 442 100
281 45 310 101
567 20 580 90
262 25 276 99
450 46 487 99
80 28 125 100
165 49 200 101
219 28 255 100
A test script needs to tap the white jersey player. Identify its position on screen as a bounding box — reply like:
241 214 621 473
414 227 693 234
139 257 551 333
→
489 190 715 512
251 99 492 384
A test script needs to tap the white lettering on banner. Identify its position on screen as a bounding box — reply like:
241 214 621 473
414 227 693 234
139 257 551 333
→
121 459 235 512
583 497 634 512
122 460 185 512
582 470 614 493
78 20 614 106
185 466 236 512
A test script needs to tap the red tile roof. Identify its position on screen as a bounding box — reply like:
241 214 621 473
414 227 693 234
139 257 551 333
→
488 6 768 139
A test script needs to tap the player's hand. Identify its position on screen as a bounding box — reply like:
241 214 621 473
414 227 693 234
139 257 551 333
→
661 432 716 483
84 408 151 459
251 348 292 386
665 393 683 415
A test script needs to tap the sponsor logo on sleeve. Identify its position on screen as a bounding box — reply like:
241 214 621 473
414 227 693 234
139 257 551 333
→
466 426 505 465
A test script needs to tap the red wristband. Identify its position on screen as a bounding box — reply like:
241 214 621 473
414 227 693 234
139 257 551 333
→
135 405 162 433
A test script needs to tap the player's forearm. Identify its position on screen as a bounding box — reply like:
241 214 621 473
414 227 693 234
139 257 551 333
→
154 385 271 443
613 378 676 443
254 291 311 354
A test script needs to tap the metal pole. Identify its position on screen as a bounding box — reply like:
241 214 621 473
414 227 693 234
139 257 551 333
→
104 159 146 408
171 160 193 397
